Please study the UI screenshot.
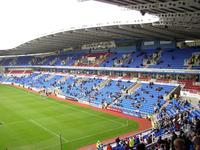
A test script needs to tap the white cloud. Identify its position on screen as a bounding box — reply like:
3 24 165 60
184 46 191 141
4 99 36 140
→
0 0 159 50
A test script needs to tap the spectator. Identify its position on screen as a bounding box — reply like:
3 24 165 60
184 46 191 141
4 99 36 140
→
193 136 200 150
136 143 146 150
124 138 130 150
107 144 112 150
96 141 102 150
171 132 177 143
129 137 134 150
173 138 187 150
115 137 120 146
157 136 164 145
158 144 165 150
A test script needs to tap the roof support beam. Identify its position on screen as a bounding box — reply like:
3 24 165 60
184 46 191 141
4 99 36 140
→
100 26 142 39
125 0 200 14
118 25 158 39
120 25 174 40
142 25 194 40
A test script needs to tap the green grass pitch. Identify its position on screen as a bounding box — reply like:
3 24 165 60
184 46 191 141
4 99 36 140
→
0 85 139 150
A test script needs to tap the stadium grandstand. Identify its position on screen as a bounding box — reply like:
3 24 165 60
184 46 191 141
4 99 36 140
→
0 0 200 150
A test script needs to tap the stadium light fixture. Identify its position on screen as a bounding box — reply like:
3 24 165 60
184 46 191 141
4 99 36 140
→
0 0 159 50
185 40 194 43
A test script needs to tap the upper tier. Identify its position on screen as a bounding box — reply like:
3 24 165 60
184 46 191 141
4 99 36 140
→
0 47 199 70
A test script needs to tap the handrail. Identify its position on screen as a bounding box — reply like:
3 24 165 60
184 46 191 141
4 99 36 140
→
2 65 200 74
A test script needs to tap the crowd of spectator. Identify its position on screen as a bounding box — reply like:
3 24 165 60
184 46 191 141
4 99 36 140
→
101 109 200 150
189 54 200 66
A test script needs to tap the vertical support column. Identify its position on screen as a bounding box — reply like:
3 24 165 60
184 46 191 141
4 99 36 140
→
197 75 199 82
136 40 142 51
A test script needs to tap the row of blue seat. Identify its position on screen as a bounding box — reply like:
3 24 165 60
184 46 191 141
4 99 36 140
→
0 47 199 69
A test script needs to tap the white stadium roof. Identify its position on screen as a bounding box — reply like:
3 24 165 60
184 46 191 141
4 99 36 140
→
0 0 200 55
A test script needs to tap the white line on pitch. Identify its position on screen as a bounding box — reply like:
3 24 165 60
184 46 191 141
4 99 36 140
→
5 120 27 126
36 121 129 150
44 99 125 126
29 119 69 142
65 123 127 143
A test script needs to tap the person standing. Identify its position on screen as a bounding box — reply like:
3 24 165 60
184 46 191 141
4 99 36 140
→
107 144 112 150
129 137 134 150
96 141 102 150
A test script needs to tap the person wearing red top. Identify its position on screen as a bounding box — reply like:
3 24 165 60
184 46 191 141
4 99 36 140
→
107 144 112 150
